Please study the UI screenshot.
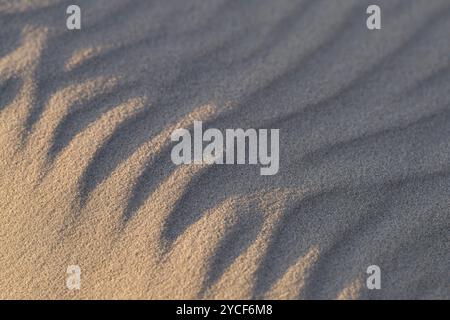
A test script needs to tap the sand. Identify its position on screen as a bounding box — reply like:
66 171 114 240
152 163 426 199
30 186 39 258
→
0 0 449 299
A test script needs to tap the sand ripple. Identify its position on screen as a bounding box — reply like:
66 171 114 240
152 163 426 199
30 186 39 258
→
0 0 449 299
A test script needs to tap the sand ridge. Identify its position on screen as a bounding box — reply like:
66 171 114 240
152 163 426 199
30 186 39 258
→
0 0 449 299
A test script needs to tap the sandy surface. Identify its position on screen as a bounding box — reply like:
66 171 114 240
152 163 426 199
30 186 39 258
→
0 0 449 299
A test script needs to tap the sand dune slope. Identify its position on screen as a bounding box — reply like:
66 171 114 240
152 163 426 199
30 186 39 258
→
0 0 449 299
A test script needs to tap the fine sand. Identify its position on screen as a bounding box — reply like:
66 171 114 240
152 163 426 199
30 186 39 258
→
0 0 449 299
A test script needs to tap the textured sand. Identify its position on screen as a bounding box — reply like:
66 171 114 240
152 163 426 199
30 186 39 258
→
0 0 449 299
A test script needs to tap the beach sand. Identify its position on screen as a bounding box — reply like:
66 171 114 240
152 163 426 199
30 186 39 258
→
0 0 449 299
